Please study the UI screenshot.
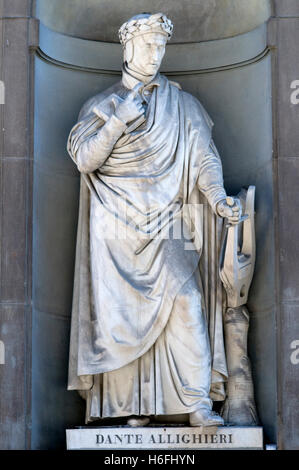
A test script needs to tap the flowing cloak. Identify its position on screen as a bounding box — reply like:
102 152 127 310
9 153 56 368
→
67 74 228 401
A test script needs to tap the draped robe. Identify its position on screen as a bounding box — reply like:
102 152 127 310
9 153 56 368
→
67 73 228 421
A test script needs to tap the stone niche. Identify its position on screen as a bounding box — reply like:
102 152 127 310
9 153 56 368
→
32 0 275 449
35 0 271 42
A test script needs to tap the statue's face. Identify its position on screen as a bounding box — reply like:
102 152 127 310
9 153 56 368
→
126 32 167 77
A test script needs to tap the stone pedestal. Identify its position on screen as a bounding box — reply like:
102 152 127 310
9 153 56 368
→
66 426 263 450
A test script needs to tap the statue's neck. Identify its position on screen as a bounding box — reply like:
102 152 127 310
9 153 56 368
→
122 62 156 89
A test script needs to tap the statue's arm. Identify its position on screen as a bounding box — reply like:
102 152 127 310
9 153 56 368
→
72 83 144 174
197 140 227 214
75 114 127 174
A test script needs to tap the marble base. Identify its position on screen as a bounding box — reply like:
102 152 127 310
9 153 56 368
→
66 426 263 450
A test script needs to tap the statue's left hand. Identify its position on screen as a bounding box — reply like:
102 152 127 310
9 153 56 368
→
216 198 242 225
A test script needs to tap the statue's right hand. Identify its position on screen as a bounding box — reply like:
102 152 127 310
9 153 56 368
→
115 83 145 124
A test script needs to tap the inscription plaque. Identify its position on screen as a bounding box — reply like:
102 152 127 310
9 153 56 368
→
66 427 263 450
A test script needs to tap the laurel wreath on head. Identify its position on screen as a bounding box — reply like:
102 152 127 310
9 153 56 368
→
119 13 173 47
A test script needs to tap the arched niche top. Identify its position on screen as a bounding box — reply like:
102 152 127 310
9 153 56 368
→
35 0 272 43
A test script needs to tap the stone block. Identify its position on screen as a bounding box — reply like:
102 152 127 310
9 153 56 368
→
0 0 31 17
66 426 264 450
0 304 28 449
1 18 29 158
0 159 28 302
278 302 299 449
275 0 299 17
278 158 299 301
276 18 299 157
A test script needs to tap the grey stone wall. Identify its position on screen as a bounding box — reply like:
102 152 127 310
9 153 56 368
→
0 0 34 449
272 0 299 450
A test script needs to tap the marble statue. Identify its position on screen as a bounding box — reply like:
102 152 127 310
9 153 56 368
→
66 13 244 427
220 187 259 425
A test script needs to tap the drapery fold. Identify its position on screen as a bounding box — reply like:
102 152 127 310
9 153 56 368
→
67 74 227 405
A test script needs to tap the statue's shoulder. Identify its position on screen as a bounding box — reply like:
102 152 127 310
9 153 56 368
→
165 76 204 110
78 81 122 120
159 74 182 91
168 79 182 90
180 88 203 107
161 75 211 124
179 88 214 130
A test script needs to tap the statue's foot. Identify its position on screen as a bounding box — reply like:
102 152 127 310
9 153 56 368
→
189 408 224 427
127 416 150 427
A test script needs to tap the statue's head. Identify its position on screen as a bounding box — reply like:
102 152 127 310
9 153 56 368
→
119 13 173 77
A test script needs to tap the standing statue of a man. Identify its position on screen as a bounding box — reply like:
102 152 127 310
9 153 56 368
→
67 13 241 427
